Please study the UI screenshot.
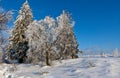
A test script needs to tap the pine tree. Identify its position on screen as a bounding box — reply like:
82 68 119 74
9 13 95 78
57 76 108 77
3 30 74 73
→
7 0 33 63
56 10 79 59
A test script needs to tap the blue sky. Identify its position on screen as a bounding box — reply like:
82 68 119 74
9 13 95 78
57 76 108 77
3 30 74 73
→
0 0 120 51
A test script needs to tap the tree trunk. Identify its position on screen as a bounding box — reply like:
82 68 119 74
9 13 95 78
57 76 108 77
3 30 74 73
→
46 51 50 66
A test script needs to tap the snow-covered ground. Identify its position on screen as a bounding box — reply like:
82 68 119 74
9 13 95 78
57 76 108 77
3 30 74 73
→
0 57 120 78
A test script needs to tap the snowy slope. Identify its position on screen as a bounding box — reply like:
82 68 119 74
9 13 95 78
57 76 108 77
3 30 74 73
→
0 57 120 78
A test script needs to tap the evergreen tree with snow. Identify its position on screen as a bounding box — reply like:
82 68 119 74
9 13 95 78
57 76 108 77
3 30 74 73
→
56 10 79 59
7 0 33 63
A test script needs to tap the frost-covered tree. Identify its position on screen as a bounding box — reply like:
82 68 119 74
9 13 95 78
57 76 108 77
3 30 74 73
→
56 10 79 59
25 20 44 64
26 11 79 65
0 7 13 62
7 0 33 63
26 16 58 65
0 8 12 30
0 8 12 48
113 48 119 57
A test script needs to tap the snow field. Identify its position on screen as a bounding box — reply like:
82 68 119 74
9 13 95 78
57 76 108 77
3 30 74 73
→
0 57 120 78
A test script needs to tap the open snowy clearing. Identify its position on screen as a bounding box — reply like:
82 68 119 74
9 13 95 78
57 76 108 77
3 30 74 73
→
0 57 120 78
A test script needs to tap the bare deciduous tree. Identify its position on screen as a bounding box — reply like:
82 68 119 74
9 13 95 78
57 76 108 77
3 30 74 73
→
0 7 13 62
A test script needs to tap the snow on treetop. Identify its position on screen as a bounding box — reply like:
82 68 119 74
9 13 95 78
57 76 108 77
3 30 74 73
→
19 0 33 16
14 0 33 24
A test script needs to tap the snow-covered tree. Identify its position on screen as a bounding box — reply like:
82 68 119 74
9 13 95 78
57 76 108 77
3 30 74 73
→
26 16 58 65
0 8 13 30
26 11 79 65
25 20 44 64
0 7 13 62
7 0 33 63
0 8 12 50
113 48 119 57
56 10 79 59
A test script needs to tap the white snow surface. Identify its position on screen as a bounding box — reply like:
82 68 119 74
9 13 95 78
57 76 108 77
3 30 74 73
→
0 57 120 78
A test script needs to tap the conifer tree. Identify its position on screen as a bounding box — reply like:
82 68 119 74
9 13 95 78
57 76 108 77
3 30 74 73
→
56 10 79 59
7 0 33 63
